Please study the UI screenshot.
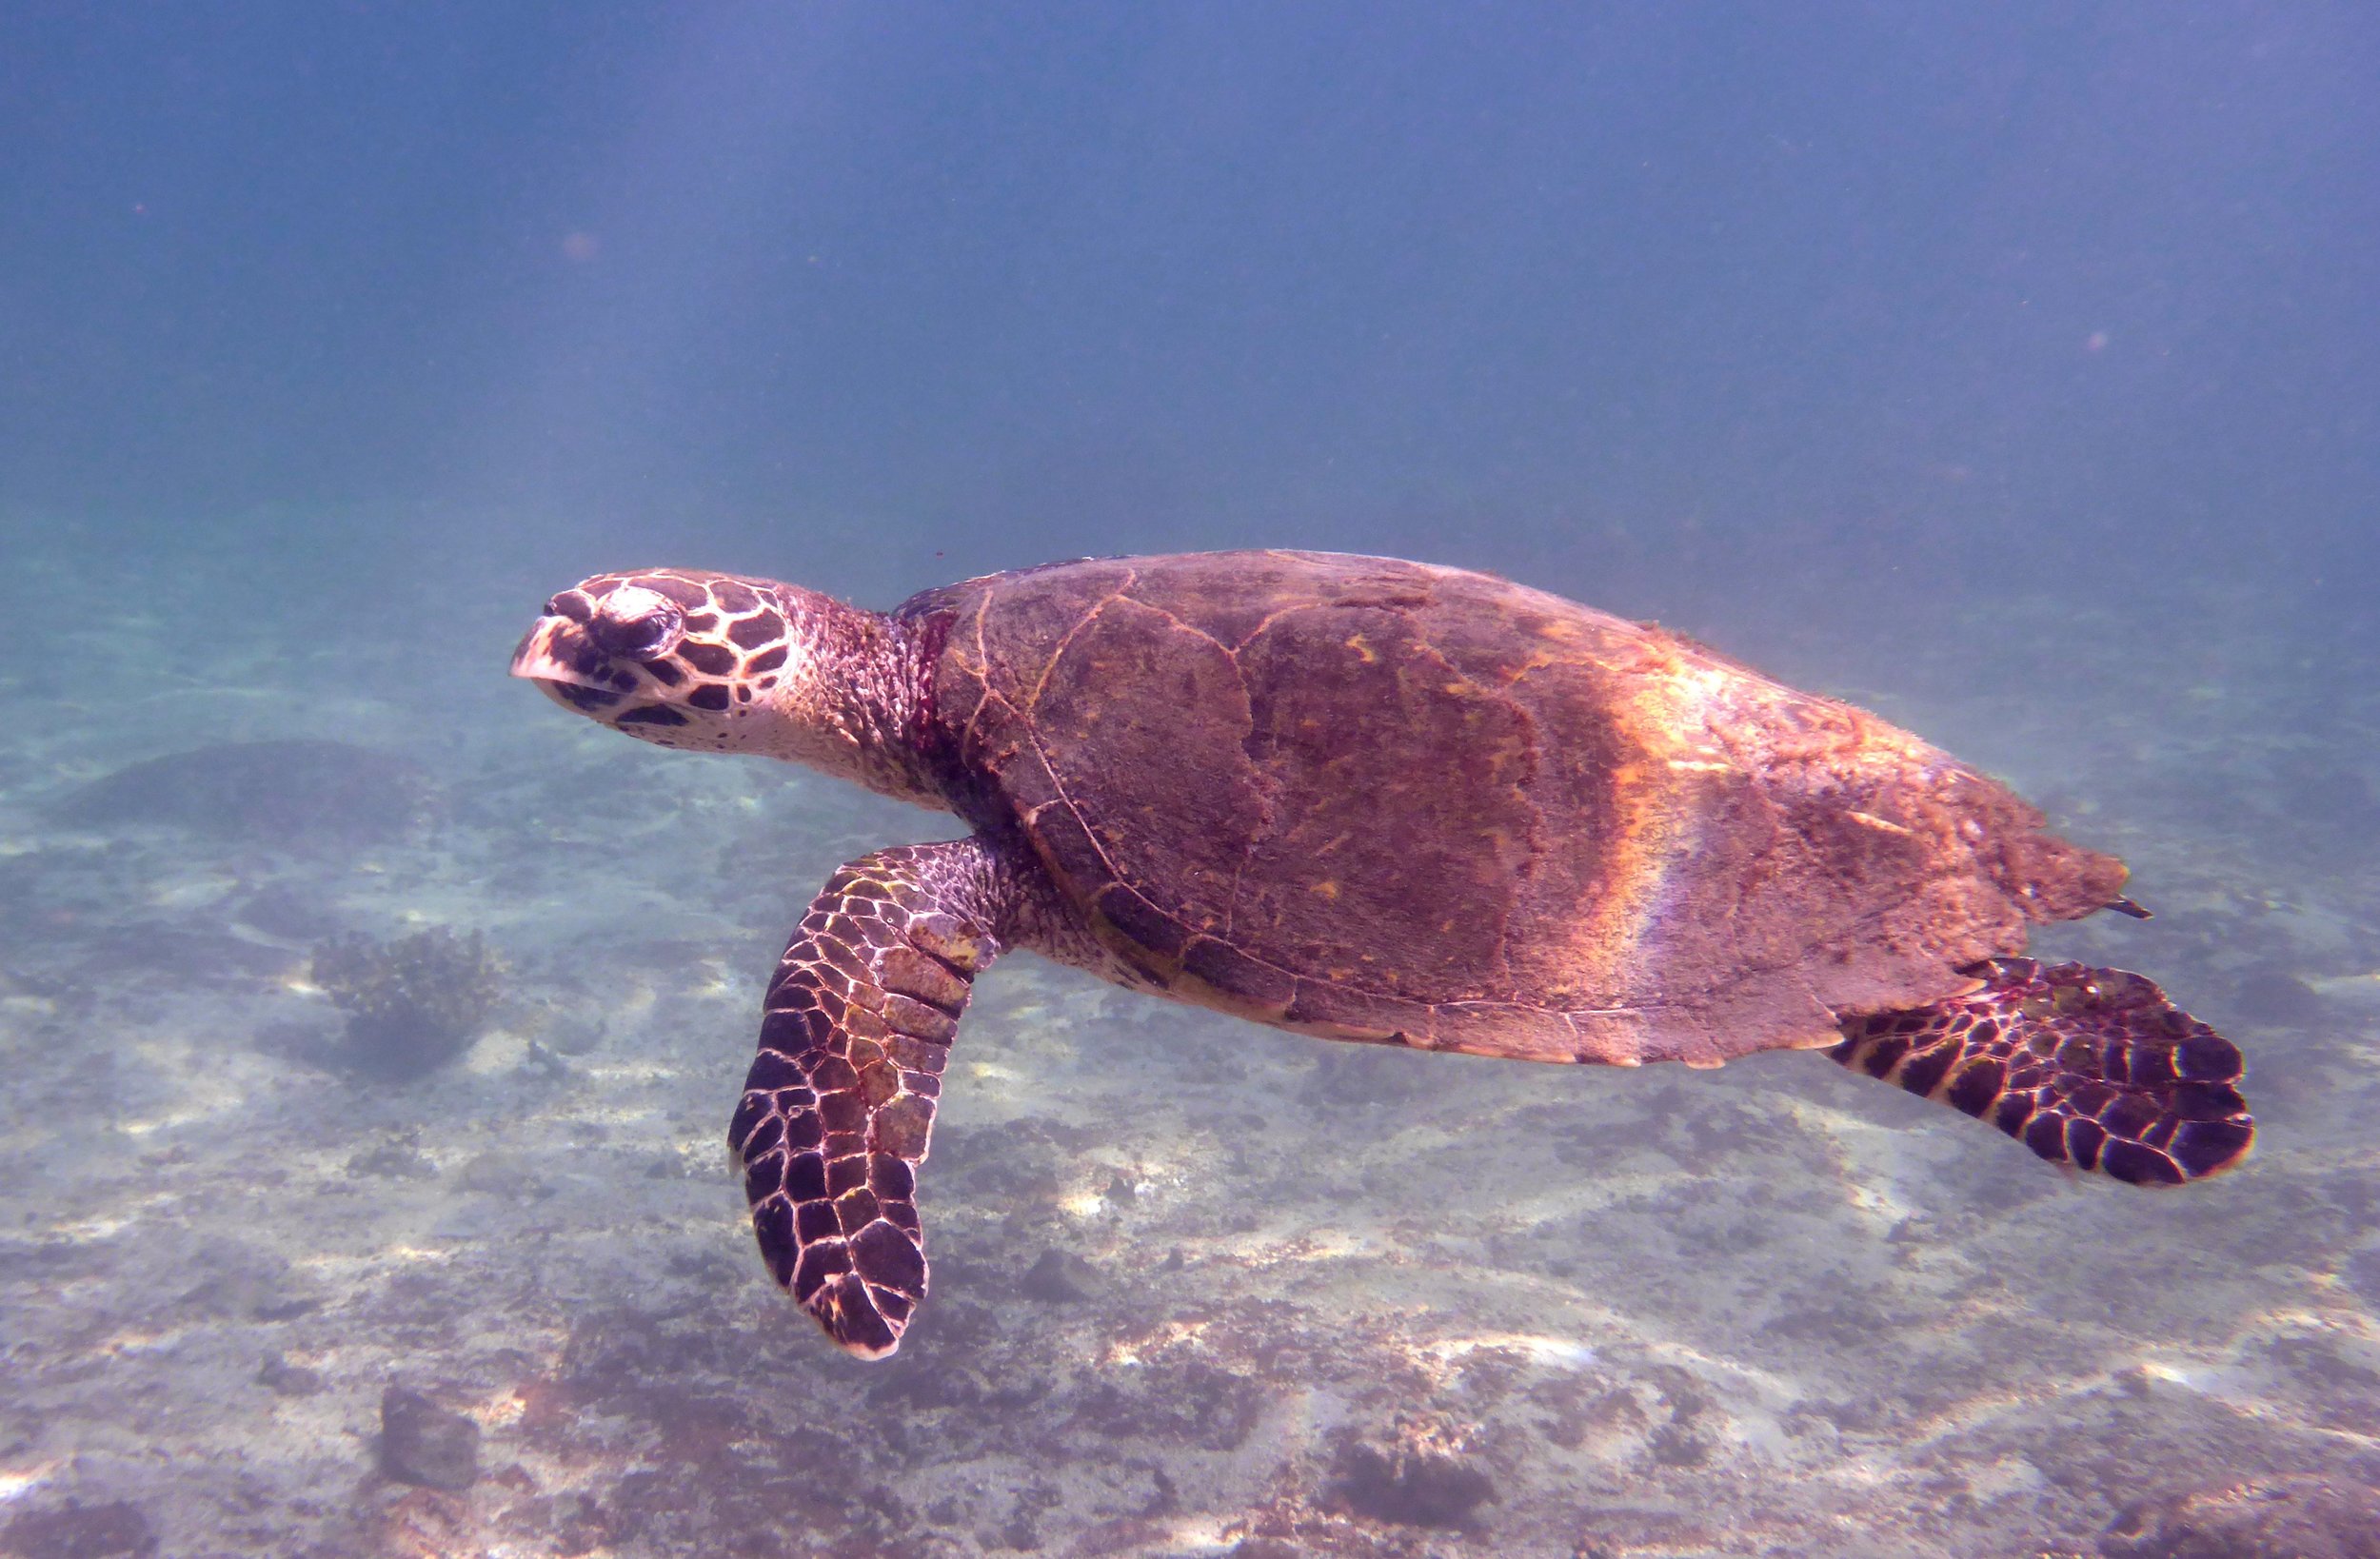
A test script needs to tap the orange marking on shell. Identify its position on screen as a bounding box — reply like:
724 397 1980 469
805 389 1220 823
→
1566 749 1670 995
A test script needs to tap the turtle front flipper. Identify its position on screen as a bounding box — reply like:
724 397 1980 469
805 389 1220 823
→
1830 957 2253 1186
728 839 1020 1358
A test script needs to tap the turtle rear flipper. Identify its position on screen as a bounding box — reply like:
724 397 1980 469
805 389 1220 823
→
728 839 1019 1358
1830 957 2253 1185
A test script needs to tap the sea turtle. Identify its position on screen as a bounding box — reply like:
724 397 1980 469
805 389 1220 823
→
510 550 2253 1357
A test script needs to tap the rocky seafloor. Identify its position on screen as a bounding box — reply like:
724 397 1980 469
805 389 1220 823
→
2 539 2376 1559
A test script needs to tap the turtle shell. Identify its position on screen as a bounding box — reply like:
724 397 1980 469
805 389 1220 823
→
910 551 2125 1067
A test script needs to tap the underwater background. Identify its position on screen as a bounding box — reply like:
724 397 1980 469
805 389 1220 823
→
3 6 2376 1556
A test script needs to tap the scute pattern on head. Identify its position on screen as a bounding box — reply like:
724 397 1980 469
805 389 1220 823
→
910 551 2128 1068
515 570 796 745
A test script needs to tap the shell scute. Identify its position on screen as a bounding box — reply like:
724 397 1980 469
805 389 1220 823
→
926 550 2133 1067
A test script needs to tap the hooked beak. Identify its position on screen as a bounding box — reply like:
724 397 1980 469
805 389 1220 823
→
511 617 598 685
509 617 628 710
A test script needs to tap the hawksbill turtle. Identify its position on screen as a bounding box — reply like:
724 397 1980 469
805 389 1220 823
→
511 550 2253 1357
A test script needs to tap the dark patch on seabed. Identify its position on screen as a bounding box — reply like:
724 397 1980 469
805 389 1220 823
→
2 550 2377 1558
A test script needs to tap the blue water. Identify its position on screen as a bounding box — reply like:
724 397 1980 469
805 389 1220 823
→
2 8 2375 1556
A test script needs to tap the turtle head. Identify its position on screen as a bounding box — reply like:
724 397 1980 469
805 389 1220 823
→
511 569 941 800
509 569 820 756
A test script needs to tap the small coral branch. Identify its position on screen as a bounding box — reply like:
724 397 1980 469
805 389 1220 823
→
310 928 505 1079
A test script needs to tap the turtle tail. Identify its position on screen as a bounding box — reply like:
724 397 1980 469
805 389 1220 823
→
1829 958 2253 1186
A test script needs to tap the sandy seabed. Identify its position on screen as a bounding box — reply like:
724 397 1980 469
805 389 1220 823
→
2 542 2376 1559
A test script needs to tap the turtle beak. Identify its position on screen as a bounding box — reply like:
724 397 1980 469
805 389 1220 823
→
510 616 627 710
511 615 597 684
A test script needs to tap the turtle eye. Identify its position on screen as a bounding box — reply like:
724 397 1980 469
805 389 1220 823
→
586 585 686 661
